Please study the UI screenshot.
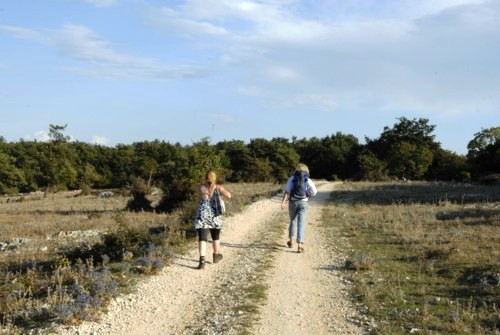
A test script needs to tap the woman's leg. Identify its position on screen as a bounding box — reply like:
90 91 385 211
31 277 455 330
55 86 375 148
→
198 240 207 257
197 229 209 269
210 229 221 253
296 201 308 244
296 201 308 253
288 201 299 242
210 229 223 263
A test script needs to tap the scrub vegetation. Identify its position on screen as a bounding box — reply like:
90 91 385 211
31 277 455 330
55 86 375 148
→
328 181 499 334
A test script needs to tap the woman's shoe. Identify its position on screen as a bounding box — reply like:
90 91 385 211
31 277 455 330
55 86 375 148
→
297 246 304 253
213 253 223 264
286 241 293 248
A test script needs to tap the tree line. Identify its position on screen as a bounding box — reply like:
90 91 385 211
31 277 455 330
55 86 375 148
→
1 118 498 203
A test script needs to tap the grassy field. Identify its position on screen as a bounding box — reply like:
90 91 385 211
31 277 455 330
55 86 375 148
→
0 183 281 334
326 181 499 334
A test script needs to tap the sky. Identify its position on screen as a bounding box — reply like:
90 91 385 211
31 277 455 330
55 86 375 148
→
1 0 499 155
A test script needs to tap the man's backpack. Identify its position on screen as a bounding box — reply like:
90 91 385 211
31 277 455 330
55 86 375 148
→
291 171 310 199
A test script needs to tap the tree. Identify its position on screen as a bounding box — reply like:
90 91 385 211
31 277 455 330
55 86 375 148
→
375 117 438 150
7 140 44 191
157 138 223 214
132 140 182 186
0 152 26 194
294 137 325 177
248 138 298 182
216 140 254 182
467 127 500 178
467 127 500 159
426 149 469 181
366 117 440 179
48 124 71 143
386 141 433 180
295 133 360 180
321 133 361 180
72 142 103 189
246 158 274 182
357 149 387 181
38 124 79 191
269 138 299 182
108 144 136 188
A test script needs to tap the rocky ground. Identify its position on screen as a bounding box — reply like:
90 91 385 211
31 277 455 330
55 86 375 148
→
56 182 366 335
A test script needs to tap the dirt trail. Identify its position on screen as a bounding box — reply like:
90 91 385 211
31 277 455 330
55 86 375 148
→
255 182 363 335
57 182 364 335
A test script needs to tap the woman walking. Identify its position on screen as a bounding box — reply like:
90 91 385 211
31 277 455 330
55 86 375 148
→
194 170 232 269
281 163 317 253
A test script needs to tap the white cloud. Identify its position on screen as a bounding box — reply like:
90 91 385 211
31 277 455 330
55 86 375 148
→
397 0 487 20
22 131 50 142
312 0 486 21
208 113 242 124
0 25 49 43
236 86 267 97
179 0 285 22
149 0 418 47
145 0 326 43
54 24 130 64
90 136 111 145
34 131 51 142
82 0 118 8
26 131 78 143
292 94 337 111
265 66 301 81
1 23 207 80
146 7 228 37
53 24 208 79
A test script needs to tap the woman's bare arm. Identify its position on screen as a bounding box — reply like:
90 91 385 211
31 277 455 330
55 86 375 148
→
218 185 232 199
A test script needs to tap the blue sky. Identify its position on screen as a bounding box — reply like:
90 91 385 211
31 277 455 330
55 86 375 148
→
1 0 499 154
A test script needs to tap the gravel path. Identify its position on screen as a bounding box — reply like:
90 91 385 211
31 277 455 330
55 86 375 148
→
57 182 365 335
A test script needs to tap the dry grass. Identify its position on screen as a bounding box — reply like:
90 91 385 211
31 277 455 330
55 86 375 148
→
326 181 499 334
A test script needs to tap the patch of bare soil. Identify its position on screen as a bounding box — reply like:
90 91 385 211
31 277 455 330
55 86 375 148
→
56 182 364 335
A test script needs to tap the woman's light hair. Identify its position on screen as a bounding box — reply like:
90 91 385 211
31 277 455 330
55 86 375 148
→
295 163 309 174
206 170 217 185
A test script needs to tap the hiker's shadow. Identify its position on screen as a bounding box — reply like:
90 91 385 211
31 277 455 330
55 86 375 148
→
222 242 301 253
318 264 346 272
221 241 277 250
171 254 202 269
